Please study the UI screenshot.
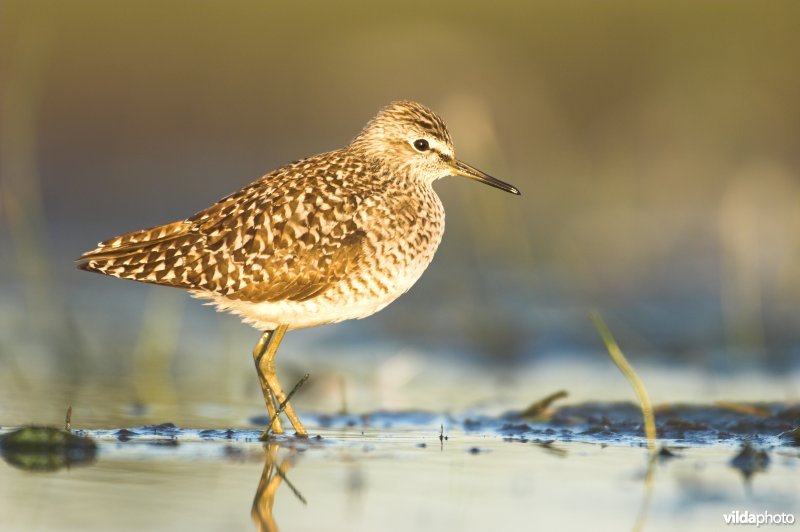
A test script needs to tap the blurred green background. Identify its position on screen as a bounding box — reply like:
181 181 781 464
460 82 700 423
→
1 1 799 423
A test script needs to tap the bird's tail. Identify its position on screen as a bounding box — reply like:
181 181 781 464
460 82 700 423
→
76 220 195 286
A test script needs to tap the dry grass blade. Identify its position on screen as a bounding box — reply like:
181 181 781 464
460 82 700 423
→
632 453 658 532
590 311 657 451
274 463 308 505
261 374 310 440
714 401 771 417
518 390 568 419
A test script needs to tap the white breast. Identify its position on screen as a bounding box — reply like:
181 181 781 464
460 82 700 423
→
194 253 433 331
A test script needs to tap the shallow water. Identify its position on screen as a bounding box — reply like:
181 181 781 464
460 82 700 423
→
1 406 798 532
1 345 798 532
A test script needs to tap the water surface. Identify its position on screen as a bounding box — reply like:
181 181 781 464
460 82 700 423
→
1 404 797 532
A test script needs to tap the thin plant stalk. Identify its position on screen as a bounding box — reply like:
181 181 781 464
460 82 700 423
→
590 311 657 450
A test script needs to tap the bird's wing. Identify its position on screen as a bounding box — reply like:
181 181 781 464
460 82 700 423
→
185 162 380 303
75 182 257 284
77 152 382 303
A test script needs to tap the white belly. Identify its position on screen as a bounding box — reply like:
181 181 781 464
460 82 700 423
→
193 252 433 331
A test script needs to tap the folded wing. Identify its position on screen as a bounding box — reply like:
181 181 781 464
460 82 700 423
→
77 153 377 303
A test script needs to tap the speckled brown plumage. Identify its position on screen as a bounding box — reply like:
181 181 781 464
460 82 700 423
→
78 101 522 332
77 100 520 435
79 149 439 306
79 101 513 331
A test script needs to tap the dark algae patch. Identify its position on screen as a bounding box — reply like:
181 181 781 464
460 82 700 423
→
0 426 97 472
266 409 441 430
199 429 236 439
542 402 799 444
246 402 797 447
398 400 798 447
114 428 138 441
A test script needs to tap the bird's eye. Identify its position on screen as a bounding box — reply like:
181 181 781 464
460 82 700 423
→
413 139 430 152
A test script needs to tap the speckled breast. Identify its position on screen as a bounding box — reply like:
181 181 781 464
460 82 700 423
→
206 180 446 331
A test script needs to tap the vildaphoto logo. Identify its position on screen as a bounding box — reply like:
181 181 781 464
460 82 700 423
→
723 510 796 526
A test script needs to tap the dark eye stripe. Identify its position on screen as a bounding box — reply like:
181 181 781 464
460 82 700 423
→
438 152 452 162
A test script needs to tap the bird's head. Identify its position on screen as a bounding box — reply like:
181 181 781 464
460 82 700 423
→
350 100 520 195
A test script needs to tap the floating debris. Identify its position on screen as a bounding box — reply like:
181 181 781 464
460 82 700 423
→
134 422 181 439
198 429 234 440
0 426 97 472
115 428 138 442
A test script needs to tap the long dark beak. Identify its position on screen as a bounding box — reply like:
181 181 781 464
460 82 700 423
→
450 159 521 195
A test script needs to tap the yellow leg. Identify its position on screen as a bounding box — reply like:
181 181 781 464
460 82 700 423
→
252 330 283 435
251 444 283 532
253 324 308 437
251 444 305 531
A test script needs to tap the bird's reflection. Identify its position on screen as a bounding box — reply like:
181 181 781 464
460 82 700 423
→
251 443 306 532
